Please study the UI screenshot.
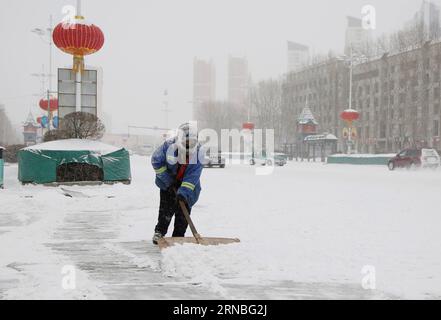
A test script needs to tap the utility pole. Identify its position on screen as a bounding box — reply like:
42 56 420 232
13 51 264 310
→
163 89 172 129
31 14 54 132
48 14 53 130
348 46 354 155
30 65 47 93
75 0 82 113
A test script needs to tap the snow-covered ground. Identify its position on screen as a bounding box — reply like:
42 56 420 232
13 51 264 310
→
1 156 441 300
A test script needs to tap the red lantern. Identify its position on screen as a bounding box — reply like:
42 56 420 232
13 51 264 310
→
243 122 255 130
341 109 360 122
39 98 59 112
53 17 104 73
340 109 360 125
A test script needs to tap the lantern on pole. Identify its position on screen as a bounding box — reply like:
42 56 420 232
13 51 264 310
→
39 97 58 112
340 109 360 154
243 122 255 131
52 2 104 73
340 109 360 127
52 0 104 113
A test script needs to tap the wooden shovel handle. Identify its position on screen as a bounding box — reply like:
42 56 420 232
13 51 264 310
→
178 200 202 244
174 188 203 244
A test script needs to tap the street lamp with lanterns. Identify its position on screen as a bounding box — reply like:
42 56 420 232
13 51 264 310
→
341 47 364 154
31 15 55 132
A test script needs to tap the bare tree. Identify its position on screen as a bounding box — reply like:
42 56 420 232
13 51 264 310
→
197 100 246 133
61 112 106 140
43 129 69 142
249 78 283 146
3 145 26 163
44 112 106 142
389 20 428 53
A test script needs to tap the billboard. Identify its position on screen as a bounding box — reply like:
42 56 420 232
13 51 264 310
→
58 68 98 118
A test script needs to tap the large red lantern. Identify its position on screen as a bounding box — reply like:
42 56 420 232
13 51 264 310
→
340 109 360 125
53 17 104 73
39 98 59 112
243 122 255 130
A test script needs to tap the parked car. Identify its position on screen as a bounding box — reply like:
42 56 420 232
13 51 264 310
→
265 153 288 166
388 148 440 170
273 153 288 166
204 151 226 168
249 154 267 166
250 152 288 167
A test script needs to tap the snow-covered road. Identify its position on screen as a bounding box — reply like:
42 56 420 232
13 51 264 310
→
1 156 441 299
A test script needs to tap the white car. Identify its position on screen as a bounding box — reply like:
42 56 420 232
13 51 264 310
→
421 148 441 168
250 153 287 167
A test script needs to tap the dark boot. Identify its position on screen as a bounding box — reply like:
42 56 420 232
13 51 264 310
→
154 190 176 239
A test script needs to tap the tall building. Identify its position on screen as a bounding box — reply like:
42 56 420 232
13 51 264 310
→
193 58 216 120
411 0 441 41
228 55 249 113
345 16 372 56
287 41 309 73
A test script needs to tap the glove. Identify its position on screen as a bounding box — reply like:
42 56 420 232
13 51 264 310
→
167 185 176 195
167 181 180 195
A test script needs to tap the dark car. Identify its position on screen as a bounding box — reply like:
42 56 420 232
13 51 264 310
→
203 151 226 168
388 148 440 170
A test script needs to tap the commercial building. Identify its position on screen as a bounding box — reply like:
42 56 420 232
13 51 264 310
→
344 16 372 56
282 41 441 154
352 41 441 153
193 58 216 121
228 55 249 113
287 41 309 73
408 0 441 41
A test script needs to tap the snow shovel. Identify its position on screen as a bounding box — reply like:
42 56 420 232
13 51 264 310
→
158 194 240 250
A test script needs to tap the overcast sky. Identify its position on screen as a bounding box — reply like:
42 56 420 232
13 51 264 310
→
0 0 426 134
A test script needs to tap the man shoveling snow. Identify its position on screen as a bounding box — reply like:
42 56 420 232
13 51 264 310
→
151 123 203 245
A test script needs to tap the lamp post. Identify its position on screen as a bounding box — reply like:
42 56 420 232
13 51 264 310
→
75 0 82 113
31 15 54 131
163 89 172 130
348 47 354 154
342 47 362 155
52 0 105 115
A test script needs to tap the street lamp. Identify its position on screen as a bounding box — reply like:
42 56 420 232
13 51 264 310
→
31 15 55 131
342 47 364 155
163 89 172 130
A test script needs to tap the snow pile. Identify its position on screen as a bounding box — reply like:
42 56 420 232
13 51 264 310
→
24 139 121 154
